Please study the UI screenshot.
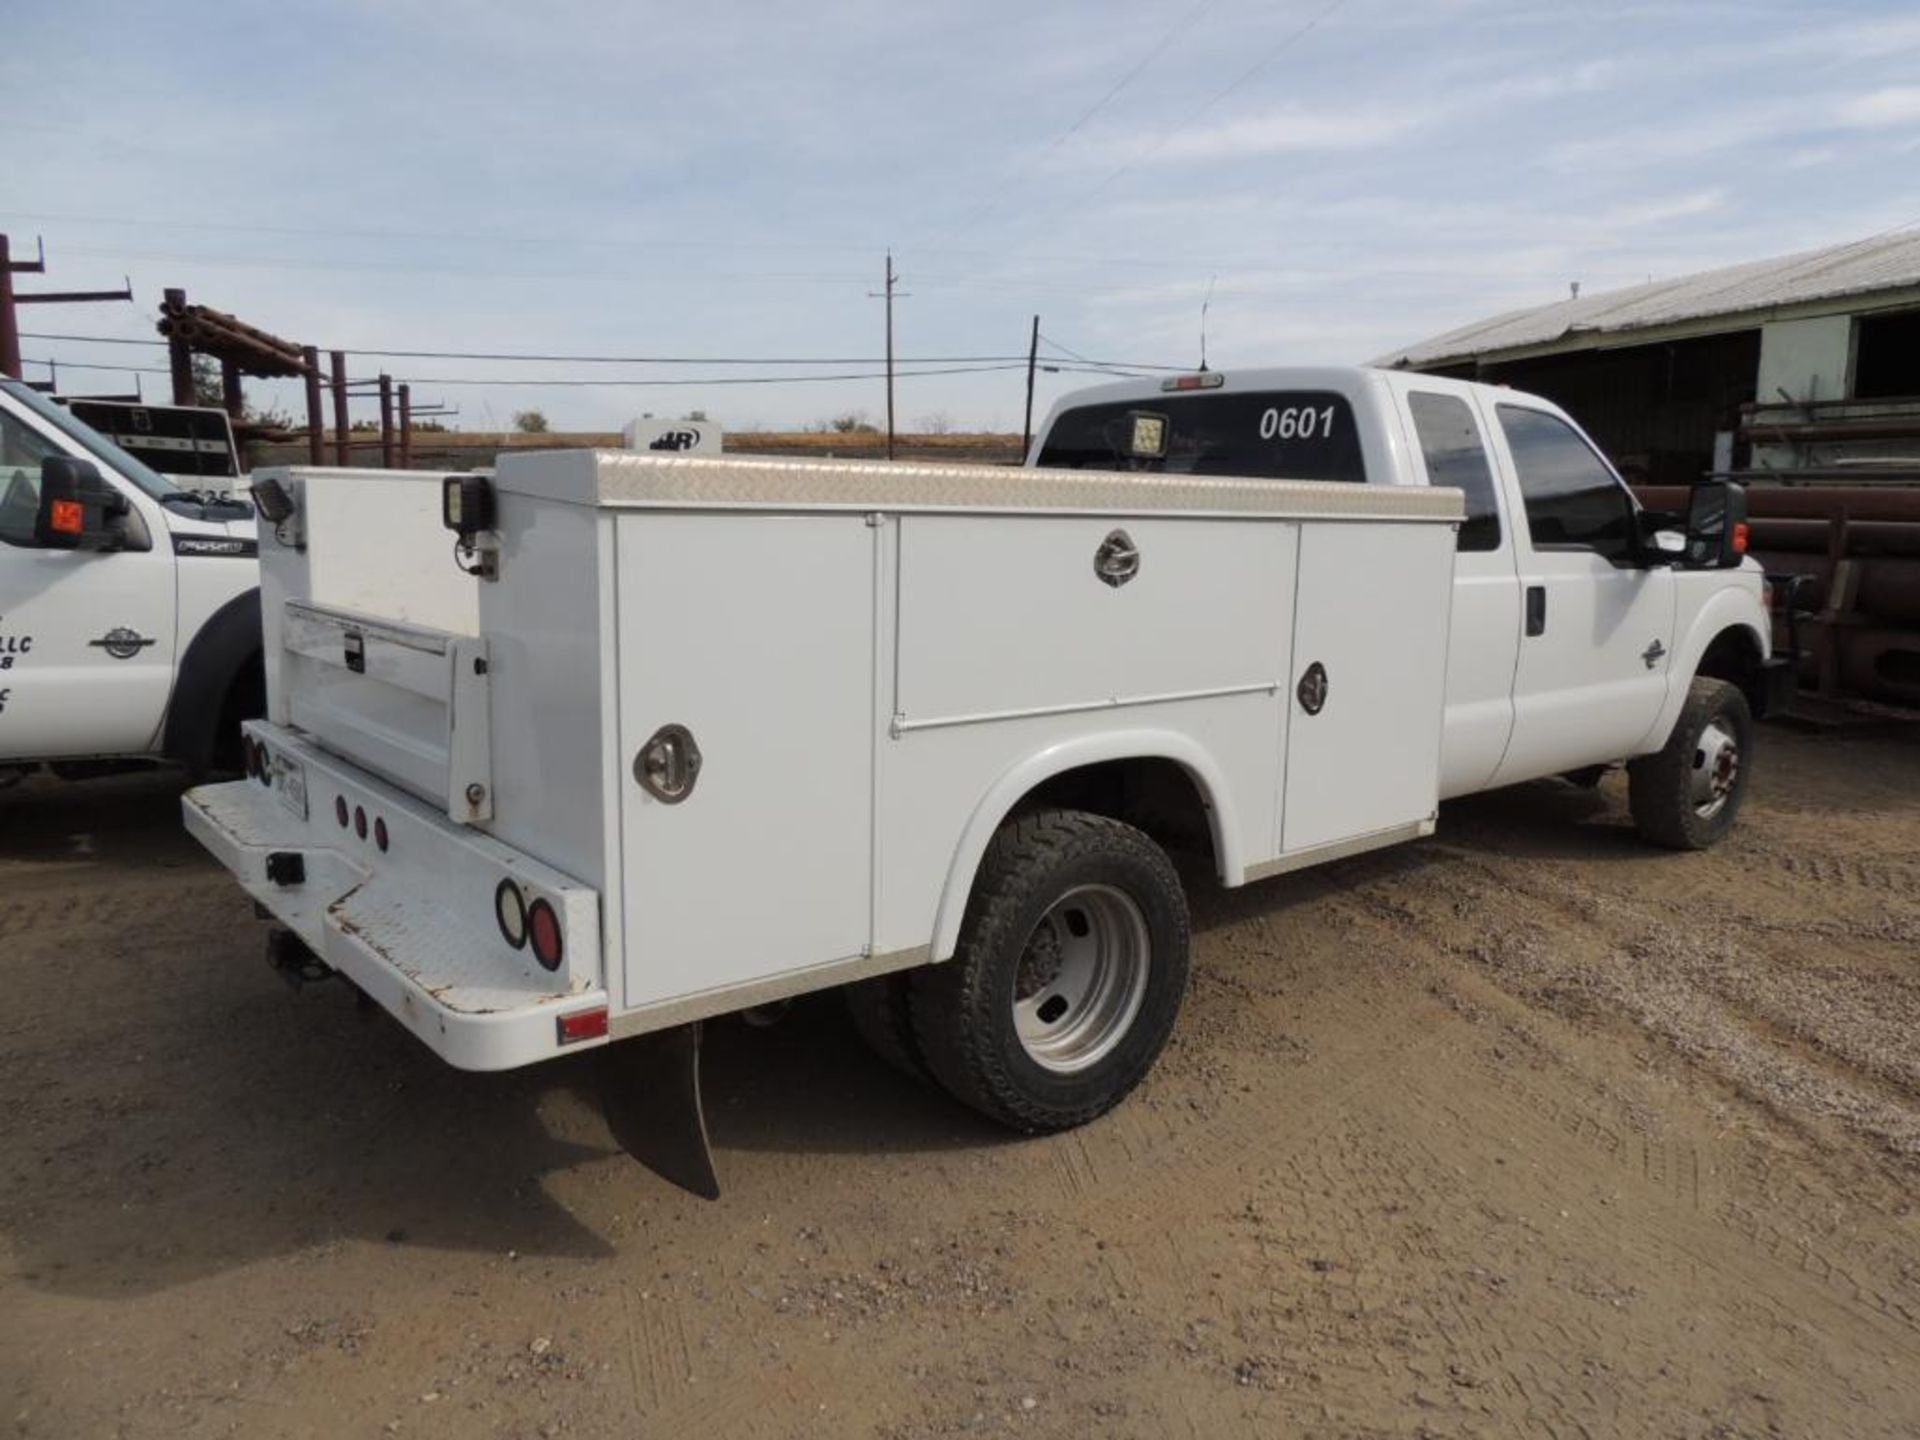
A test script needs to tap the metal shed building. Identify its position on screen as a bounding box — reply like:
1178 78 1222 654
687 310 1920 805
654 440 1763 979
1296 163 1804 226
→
1374 230 1920 486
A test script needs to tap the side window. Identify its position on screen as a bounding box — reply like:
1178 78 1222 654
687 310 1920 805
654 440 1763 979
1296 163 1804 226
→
0 407 63 548
1496 405 1636 564
1406 391 1500 552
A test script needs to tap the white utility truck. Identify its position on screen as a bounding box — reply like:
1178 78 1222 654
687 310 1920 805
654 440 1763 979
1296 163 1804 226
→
1 378 262 783
183 366 1784 1196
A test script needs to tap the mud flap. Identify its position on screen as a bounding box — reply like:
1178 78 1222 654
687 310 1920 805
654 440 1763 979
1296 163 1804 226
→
595 1021 720 1200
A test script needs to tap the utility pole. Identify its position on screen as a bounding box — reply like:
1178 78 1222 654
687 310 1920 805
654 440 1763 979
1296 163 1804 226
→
0 234 29 381
3 235 131 385
1022 314 1040 460
869 252 909 460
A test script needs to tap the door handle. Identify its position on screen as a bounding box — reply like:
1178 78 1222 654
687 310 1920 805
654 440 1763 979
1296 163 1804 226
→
1525 584 1547 637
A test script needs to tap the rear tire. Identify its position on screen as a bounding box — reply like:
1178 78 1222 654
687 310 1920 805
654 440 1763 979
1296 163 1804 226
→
1628 677 1753 850
844 972 931 1082
908 809 1190 1132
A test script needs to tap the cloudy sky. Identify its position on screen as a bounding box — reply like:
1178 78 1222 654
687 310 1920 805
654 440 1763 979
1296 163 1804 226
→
5 0 1919 433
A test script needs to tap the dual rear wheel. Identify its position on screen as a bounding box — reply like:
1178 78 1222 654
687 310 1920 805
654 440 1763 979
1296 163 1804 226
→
847 809 1190 1132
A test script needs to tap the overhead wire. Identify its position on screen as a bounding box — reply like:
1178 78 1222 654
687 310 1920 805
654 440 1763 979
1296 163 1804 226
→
919 0 1220 248
20 331 1191 372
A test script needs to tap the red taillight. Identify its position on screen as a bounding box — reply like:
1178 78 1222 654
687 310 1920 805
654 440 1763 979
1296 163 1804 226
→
50 499 84 535
1732 521 1750 554
374 817 389 853
335 796 349 828
353 806 368 840
556 1007 607 1045
527 898 563 972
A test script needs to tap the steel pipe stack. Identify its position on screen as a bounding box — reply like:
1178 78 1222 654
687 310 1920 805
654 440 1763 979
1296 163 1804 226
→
1636 483 1920 706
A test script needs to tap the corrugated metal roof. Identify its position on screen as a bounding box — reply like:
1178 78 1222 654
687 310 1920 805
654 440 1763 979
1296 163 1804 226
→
1375 230 1920 369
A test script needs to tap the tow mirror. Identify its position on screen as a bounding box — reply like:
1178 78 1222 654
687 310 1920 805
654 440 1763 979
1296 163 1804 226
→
33 457 128 552
1683 479 1749 570
1635 507 1686 565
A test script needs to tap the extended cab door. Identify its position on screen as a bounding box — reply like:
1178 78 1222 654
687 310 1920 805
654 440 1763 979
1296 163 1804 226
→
1480 399 1674 788
1395 385 1521 799
0 394 179 760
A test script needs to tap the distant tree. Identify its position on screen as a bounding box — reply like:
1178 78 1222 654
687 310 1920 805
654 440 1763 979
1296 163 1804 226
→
189 354 224 409
916 411 954 435
514 410 550 434
824 410 878 434
686 409 710 422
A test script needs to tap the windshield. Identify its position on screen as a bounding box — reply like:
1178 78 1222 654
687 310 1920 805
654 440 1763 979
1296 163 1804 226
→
1037 390 1366 483
0 379 181 499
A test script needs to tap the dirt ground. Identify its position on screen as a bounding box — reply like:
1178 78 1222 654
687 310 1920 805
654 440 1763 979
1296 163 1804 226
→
4 717 1919 1439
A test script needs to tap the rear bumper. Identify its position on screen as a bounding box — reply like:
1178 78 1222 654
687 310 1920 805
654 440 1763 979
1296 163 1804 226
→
1757 655 1797 718
183 722 606 1071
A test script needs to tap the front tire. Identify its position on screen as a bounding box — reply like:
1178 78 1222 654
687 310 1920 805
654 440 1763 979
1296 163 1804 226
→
1628 677 1753 850
908 809 1190 1132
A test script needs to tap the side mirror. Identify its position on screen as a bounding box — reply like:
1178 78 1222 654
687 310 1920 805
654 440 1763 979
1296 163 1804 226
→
34 457 129 552
1635 507 1685 565
1683 479 1749 570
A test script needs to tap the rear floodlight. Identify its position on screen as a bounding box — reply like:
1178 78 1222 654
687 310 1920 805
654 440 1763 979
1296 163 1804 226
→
1125 411 1169 460
251 477 295 524
442 474 496 538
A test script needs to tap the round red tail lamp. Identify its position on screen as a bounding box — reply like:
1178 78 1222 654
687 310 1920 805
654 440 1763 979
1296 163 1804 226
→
527 898 563 972
495 879 528 950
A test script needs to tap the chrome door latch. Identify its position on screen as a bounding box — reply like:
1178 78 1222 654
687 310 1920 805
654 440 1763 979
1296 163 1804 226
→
635 723 702 803
1296 661 1329 715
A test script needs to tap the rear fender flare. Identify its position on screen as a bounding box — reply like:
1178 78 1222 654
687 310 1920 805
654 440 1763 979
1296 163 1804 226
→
928 728 1243 963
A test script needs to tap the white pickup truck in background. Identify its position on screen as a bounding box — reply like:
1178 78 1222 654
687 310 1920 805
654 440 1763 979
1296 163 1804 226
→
0 378 263 782
182 367 1782 1196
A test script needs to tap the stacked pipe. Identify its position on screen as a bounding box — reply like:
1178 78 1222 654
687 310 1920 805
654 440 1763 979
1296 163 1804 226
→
156 297 310 378
1636 484 1920 706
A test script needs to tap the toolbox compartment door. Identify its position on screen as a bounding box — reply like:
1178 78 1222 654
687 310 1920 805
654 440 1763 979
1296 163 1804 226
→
279 599 491 821
614 512 875 1006
1281 522 1454 853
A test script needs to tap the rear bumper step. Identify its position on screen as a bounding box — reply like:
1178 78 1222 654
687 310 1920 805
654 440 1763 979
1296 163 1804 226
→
184 722 607 1072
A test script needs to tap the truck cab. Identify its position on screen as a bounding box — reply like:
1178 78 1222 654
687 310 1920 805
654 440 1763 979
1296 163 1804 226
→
1029 366 1786 809
0 378 263 778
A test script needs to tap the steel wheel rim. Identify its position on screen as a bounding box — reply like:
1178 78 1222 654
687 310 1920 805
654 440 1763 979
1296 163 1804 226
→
1690 720 1740 818
1012 884 1151 1074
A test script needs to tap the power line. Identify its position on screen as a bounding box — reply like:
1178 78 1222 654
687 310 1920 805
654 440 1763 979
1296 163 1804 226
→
20 330 1192 371
922 0 1220 247
1007 0 1354 245
25 356 1162 389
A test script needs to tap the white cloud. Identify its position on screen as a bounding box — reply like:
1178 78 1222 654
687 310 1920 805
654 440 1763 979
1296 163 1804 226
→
1837 86 1920 128
1137 103 1432 163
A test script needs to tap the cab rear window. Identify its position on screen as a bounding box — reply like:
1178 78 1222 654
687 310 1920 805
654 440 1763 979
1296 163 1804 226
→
1036 391 1365 483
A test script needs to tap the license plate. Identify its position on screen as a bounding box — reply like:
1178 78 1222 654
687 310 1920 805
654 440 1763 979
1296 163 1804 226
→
274 754 309 819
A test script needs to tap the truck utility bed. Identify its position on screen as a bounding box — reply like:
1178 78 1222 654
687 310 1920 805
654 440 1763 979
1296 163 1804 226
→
190 450 1460 1072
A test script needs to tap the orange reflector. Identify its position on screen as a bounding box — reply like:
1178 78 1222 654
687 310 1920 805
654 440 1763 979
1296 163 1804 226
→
51 499 84 535
1732 521 1750 554
557 1007 608 1045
